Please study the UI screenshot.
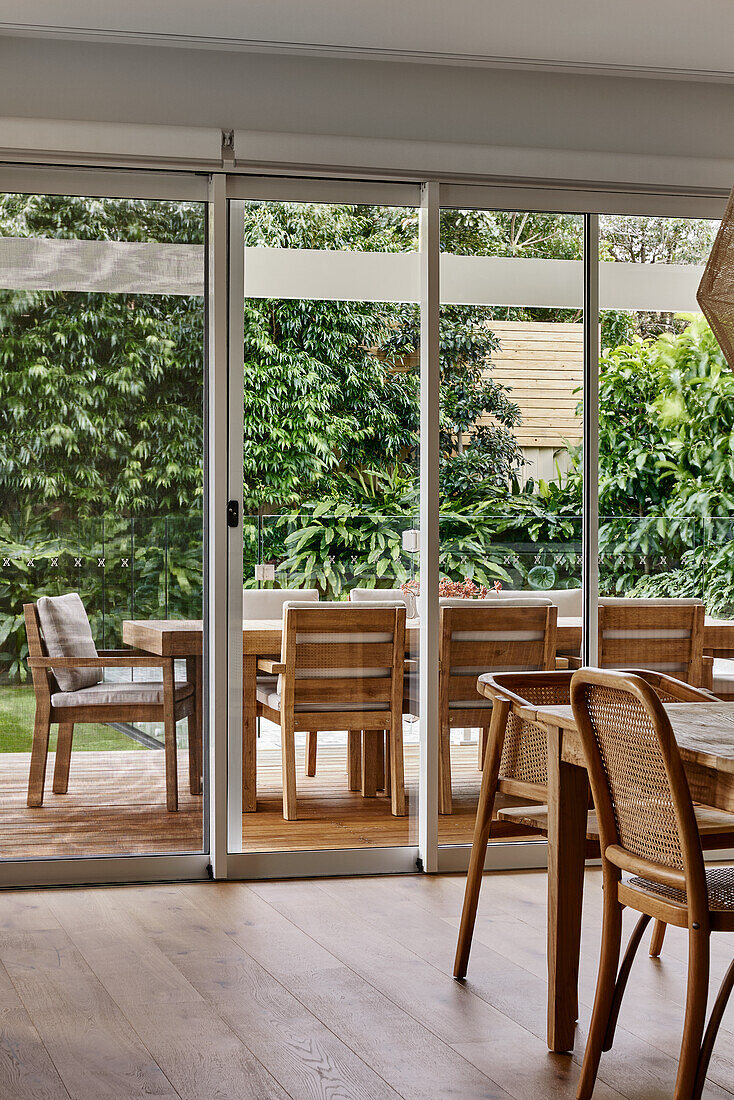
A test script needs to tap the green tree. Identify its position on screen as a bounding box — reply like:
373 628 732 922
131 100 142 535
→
0 194 205 518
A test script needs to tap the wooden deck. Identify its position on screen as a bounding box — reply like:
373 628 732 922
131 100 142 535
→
0 743 527 858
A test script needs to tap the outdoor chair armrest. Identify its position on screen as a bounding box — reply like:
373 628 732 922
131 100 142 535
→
404 659 419 670
555 656 569 670
257 658 286 674
559 654 582 669
27 655 170 668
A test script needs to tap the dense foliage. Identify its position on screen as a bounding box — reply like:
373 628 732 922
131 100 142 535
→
0 194 731 682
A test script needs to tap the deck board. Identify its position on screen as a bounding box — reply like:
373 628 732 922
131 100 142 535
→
0 743 526 858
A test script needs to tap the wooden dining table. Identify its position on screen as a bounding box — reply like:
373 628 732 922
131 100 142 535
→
474 684 734 1055
123 614 734 814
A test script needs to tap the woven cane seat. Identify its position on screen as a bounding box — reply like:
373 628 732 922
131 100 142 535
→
629 866 734 913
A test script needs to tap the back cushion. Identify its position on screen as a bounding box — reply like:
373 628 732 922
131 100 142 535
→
243 588 318 620
493 588 582 617
36 593 101 693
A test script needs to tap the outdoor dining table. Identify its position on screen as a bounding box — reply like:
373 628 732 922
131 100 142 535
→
122 615 734 813
475 680 734 1055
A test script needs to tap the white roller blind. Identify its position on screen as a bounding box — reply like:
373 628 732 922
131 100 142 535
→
0 237 706 310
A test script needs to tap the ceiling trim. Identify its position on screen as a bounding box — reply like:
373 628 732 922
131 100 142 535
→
3 22 734 85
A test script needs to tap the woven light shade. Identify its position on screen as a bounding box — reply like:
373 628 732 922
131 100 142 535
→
698 184 734 369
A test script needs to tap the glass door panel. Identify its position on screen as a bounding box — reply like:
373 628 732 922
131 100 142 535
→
597 214 720 610
230 194 421 856
438 207 584 848
0 189 207 860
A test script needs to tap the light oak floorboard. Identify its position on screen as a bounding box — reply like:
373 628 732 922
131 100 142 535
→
0 872 732 1098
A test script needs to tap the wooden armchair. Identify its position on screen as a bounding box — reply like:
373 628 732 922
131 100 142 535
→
257 602 407 821
438 597 557 815
25 595 200 812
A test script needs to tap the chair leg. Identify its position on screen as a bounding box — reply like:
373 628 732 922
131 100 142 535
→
693 956 734 1100
388 720 406 817
649 918 667 958
52 722 74 794
603 912 652 1051
439 722 452 815
454 698 508 980
478 726 489 769
576 881 623 1100
186 655 203 795
27 710 51 808
347 730 361 791
384 732 391 796
306 731 317 776
281 722 297 821
674 925 710 1100
375 732 385 791
163 661 178 812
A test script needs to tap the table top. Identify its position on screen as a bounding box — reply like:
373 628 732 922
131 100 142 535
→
123 613 734 657
531 700 734 777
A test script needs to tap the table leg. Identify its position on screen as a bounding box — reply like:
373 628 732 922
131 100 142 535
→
546 722 589 1053
362 730 379 798
185 656 203 796
242 654 257 812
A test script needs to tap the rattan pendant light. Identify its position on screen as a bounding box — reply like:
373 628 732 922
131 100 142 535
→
698 185 734 368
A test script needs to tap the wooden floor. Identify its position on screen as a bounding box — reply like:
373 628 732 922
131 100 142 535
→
0 868 732 1099
0 743 519 858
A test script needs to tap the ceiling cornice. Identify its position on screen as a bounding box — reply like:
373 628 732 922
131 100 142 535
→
2 22 734 86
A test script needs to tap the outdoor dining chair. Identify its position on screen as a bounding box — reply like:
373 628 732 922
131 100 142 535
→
245 588 319 749
437 597 557 815
565 597 710 688
24 593 199 812
255 601 407 820
453 668 734 982
571 668 734 1100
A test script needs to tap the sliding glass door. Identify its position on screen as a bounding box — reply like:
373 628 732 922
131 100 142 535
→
226 181 424 873
1 165 726 887
437 203 585 859
0 170 210 880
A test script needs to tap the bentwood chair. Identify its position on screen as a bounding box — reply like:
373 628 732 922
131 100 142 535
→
438 597 556 815
256 602 407 820
25 594 198 812
453 668 734 981
571 669 734 1100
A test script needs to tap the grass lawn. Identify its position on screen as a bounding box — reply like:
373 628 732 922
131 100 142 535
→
0 685 147 753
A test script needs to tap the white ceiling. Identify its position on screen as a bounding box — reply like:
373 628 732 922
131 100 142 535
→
0 0 732 82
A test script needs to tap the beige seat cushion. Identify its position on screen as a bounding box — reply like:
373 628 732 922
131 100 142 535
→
37 593 101 693
257 687 388 714
52 679 193 708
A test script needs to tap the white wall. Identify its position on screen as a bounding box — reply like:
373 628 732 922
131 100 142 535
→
2 35 734 184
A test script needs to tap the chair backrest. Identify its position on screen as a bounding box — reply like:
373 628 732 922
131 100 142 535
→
493 588 582 617
439 598 556 708
482 666 716 791
243 588 318 620
481 669 573 787
280 601 406 720
570 668 707 911
34 593 100 692
349 587 416 617
597 597 705 685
